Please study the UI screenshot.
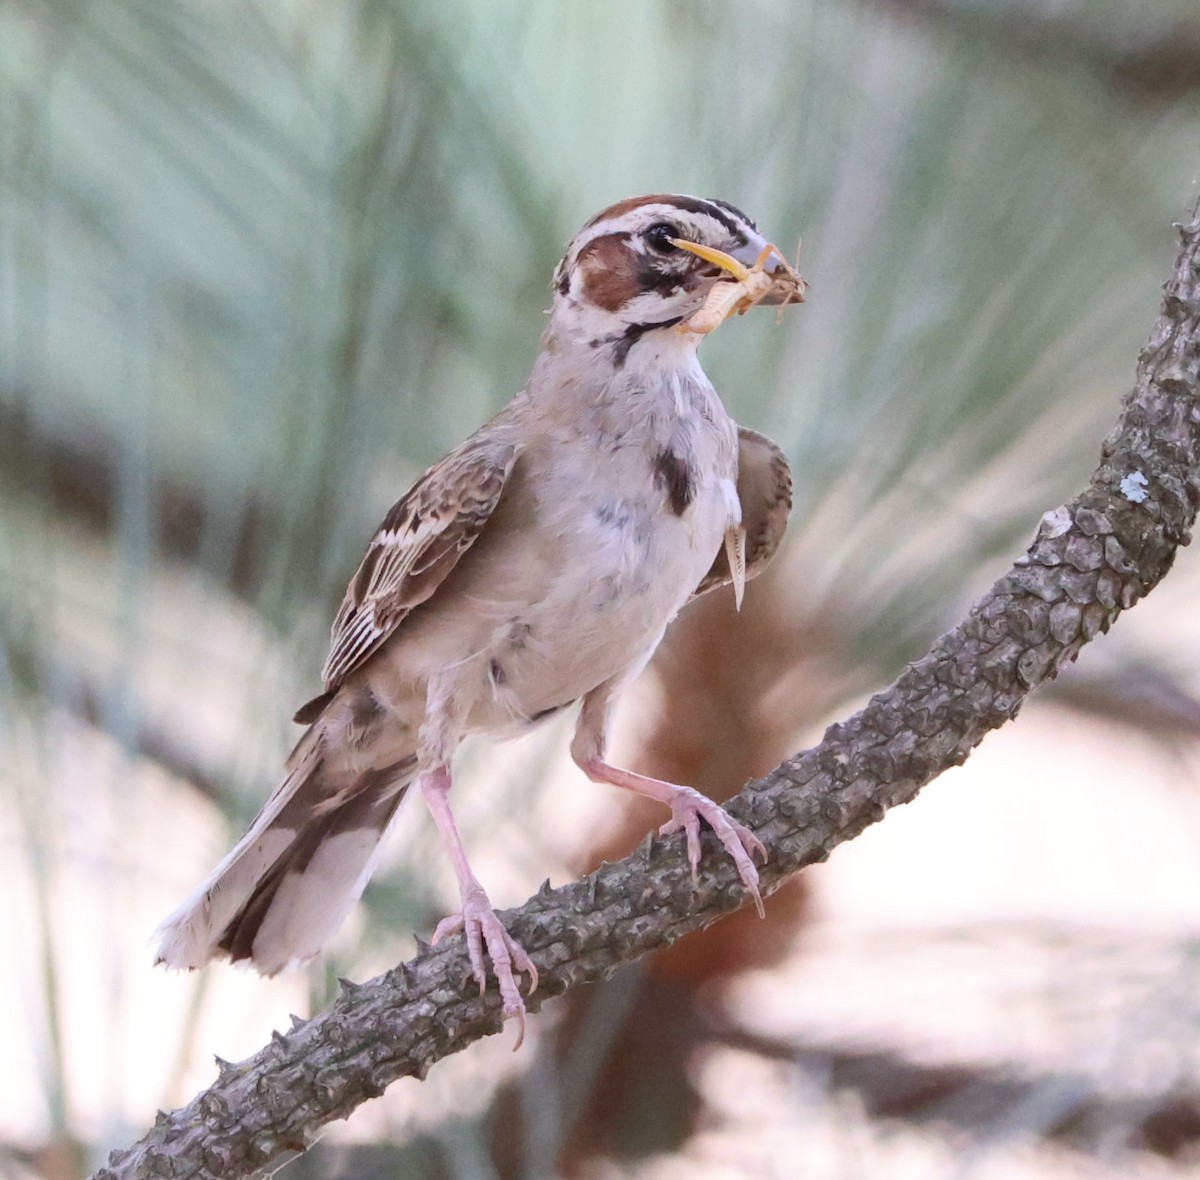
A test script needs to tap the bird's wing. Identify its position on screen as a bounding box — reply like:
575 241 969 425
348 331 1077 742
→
301 434 520 713
691 426 792 601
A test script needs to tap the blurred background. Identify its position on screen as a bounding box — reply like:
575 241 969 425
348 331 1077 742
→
4 1 1200 1177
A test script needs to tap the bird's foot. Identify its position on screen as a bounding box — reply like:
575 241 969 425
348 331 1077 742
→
432 887 538 1048
658 784 767 917
576 756 767 918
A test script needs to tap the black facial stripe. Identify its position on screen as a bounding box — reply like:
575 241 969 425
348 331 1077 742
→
705 197 758 233
637 263 686 297
610 316 683 369
658 195 744 236
669 198 755 247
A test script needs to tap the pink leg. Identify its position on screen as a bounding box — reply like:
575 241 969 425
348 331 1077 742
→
419 765 538 1045
571 687 766 917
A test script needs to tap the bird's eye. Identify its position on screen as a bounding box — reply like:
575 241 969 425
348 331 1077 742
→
644 223 679 253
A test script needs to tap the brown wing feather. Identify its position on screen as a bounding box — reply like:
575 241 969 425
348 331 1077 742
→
318 436 520 692
691 426 792 600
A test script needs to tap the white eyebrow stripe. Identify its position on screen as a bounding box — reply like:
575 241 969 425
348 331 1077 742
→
569 206 744 271
575 205 691 246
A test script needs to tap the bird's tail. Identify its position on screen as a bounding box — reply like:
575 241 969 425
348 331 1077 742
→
154 720 416 976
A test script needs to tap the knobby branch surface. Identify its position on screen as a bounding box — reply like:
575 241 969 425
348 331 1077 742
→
96 197 1200 1180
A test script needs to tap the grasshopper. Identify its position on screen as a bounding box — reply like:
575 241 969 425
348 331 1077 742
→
671 239 806 336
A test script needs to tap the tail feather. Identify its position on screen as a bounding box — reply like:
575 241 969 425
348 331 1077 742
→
154 737 416 975
218 764 413 973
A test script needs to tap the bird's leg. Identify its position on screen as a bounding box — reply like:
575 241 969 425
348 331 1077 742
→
419 764 538 1042
570 686 766 916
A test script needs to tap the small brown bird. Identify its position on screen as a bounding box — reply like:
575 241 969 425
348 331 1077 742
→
155 195 801 1036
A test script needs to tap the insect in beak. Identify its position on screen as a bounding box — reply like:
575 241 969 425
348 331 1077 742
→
671 239 807 336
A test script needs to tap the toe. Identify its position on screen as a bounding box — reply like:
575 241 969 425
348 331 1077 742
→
463 905 539 1033
738 860 766 918
430 913 463 945
509 939 539 996
480 920 533 1037
465 922 489 994
714 819 766 918
665 791 767 918
507 1006 527 1052
741 824 768 864
661 806 703 883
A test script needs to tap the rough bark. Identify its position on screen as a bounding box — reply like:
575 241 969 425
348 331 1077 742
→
94 195 1200 1180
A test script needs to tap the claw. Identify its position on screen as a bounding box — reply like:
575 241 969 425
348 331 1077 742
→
431 889 538 1047
580 756 768 918
659 785 766 917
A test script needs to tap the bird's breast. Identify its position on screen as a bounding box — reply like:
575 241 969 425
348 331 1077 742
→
378 366 741 737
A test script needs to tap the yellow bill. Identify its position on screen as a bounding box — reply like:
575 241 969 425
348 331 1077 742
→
670 237 754 281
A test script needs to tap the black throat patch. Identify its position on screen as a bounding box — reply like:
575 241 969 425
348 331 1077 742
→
653 448 696 516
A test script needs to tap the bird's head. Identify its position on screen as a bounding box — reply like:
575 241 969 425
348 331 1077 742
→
550 195 800 351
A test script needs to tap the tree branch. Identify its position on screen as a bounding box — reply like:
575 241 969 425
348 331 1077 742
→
95 194 1200 1180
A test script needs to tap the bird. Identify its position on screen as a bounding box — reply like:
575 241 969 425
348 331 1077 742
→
154 194 802 1038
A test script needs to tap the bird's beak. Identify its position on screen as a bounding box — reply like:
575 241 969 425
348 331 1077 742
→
670 236 804 307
